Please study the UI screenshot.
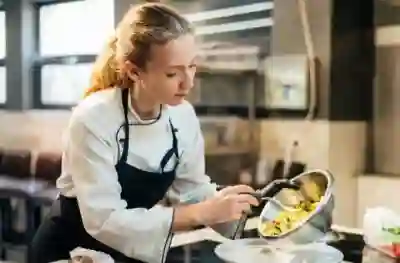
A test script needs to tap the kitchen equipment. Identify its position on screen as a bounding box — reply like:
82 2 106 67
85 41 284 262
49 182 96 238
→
260 197 301 212
258 169 339 245
272 139 306 182
217 178 300 199
214 238 344 263
225 179 300 239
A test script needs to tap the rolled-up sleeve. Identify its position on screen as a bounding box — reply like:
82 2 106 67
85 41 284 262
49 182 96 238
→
63 113 174 263
169 110 239 238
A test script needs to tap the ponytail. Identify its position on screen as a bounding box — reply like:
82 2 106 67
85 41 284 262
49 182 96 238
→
84 2 193 98
84 35 121 97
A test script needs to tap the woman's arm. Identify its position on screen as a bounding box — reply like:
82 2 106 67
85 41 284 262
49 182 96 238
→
64 111 204 263
168 104 242 238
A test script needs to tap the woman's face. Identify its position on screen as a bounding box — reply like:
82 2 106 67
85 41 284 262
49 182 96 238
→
133 34 198 106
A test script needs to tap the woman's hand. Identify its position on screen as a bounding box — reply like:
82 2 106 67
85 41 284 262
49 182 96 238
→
194 185 260 226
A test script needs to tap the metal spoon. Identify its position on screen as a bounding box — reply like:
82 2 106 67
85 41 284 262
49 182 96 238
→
249 193 300 213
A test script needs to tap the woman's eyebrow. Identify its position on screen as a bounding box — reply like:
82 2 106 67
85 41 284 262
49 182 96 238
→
166 57 199 69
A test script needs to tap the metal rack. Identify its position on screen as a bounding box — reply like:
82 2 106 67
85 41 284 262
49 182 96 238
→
190 42 263 156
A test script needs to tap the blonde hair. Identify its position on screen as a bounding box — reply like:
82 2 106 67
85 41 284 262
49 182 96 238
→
85 3 193 97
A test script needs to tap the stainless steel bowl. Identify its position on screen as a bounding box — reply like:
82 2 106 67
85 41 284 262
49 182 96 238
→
258 169 338 245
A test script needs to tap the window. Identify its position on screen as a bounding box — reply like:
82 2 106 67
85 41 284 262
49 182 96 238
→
0 67 5 104
0 11 5 59
36 0 114 107
39 0 114 56
41 63 93 105
0 11 6 104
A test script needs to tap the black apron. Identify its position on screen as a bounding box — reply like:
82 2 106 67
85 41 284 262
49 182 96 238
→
30 89 179 263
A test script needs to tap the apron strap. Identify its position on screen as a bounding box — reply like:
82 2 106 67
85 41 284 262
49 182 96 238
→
160 119 180 173
120 88 130 164
120 88 179 172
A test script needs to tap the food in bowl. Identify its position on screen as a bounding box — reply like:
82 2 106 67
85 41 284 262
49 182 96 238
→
259 199 320 236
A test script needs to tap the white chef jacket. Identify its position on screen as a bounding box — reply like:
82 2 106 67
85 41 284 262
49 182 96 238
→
56 88 238 263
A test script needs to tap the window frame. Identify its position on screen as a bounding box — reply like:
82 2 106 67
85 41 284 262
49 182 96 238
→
32 55 96 109
32 0 84 7
0 61 5 109
32 0 101 109
0 8 6 108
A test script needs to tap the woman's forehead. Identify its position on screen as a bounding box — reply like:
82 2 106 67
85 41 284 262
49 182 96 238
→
148 34 198 68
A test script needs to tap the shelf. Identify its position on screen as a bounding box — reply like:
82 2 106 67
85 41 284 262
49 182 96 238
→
205 146 254 156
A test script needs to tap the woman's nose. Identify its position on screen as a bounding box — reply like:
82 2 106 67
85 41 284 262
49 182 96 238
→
181 71 195 90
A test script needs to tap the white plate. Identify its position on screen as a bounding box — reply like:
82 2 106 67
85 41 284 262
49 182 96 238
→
214 238 344 263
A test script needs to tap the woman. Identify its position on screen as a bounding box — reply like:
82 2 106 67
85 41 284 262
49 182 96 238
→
30 3 294 263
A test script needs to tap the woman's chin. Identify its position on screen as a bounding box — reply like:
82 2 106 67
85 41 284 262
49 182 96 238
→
166 96 186 106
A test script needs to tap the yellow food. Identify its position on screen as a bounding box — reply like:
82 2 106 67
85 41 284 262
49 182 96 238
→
259 200 320 236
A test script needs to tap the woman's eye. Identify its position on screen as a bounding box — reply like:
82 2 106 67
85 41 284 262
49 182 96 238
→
166 72 177 78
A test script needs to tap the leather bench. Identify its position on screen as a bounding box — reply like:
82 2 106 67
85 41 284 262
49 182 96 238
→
0 149 61 261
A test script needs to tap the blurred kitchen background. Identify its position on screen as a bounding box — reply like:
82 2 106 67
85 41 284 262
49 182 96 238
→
1 0 400 261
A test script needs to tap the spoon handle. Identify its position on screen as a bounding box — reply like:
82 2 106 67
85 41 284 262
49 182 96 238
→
260 197 299 212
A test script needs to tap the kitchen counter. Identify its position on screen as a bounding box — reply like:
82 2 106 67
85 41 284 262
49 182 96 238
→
172 217 363 247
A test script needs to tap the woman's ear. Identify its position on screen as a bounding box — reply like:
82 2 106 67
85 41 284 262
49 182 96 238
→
124 61 140 82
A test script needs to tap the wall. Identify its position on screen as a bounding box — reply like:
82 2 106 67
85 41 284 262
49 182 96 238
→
373 0 400 174
0 110 70 152
373 45 400 174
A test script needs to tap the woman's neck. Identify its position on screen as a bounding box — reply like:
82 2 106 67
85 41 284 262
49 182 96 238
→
130 89 161 120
